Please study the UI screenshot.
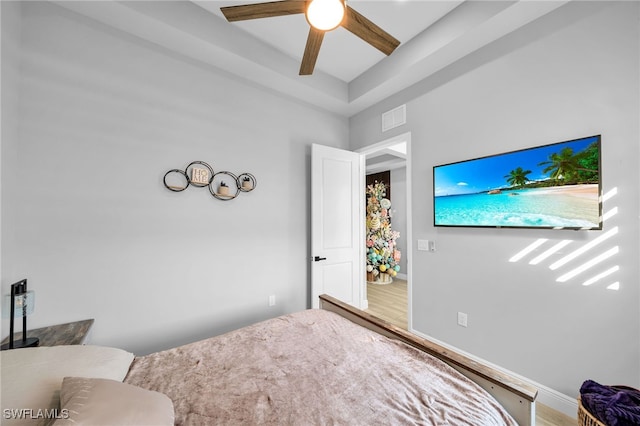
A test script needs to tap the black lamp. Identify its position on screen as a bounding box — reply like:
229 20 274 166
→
1 279 39 350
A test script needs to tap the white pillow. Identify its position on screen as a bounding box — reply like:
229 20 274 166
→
54 377 174 426
1 345 134 426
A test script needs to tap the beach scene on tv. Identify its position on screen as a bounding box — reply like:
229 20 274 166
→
433 135 601 229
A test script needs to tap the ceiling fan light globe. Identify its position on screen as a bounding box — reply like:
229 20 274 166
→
306 0 345 31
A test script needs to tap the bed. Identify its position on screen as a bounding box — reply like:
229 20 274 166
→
0 294 537 426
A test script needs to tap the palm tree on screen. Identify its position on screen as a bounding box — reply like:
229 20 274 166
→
504 167 532 188
538 146 598 184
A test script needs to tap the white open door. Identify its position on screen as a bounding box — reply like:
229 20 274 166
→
311 144 363 309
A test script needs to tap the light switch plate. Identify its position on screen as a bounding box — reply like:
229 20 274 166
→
418 240 436 251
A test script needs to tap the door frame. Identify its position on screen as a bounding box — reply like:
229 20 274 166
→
356 131 412 330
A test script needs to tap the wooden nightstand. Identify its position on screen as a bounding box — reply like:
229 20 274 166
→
1 319 94 347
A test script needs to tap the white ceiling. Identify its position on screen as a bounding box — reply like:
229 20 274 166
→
53 0 568 117
366 142 407 174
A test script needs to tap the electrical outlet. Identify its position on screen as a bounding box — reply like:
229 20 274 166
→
269 295 276 307
457 312 468 327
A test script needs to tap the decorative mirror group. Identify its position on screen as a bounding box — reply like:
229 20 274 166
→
163 161 256 201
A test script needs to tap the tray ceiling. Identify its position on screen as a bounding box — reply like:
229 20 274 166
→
52 0 568 116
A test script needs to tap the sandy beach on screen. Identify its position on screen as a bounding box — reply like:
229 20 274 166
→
525 184 599 200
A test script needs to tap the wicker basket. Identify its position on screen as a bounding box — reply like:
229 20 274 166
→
578 398 605 426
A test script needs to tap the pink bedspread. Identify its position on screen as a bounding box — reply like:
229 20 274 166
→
125 309 516 425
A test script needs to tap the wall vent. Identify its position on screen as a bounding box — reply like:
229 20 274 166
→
381 104 406 132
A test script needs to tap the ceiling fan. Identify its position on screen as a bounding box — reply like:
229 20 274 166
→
220 0 400 76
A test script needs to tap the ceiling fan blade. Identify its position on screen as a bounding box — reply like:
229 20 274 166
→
299 27 325 75
341 6 400 56
221 0 306 22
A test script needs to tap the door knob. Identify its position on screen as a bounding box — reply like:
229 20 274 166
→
313 256 327 262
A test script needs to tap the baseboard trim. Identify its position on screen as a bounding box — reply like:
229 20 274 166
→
396 273 407 280
534 383 578 419
409 328 578 419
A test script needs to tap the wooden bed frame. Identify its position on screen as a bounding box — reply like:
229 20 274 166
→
319 294 538 426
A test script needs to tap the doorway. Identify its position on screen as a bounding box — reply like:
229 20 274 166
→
357 132 412 331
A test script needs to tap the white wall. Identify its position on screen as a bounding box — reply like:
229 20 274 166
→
1 2 348 355
1 1 22 317
350 1 639 399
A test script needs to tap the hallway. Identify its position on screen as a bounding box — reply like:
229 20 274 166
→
365 279 407 330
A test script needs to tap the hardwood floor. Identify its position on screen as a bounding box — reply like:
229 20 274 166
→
536 403 577 426
365 279 577 426
365 278 408 329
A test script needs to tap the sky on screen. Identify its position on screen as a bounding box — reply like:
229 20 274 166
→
433 136 599 197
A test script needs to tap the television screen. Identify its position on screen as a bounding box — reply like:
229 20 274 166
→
433 135 602 230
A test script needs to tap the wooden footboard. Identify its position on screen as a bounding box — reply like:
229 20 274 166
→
319 294 537 426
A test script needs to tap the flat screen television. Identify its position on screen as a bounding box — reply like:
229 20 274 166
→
433 135 602 230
